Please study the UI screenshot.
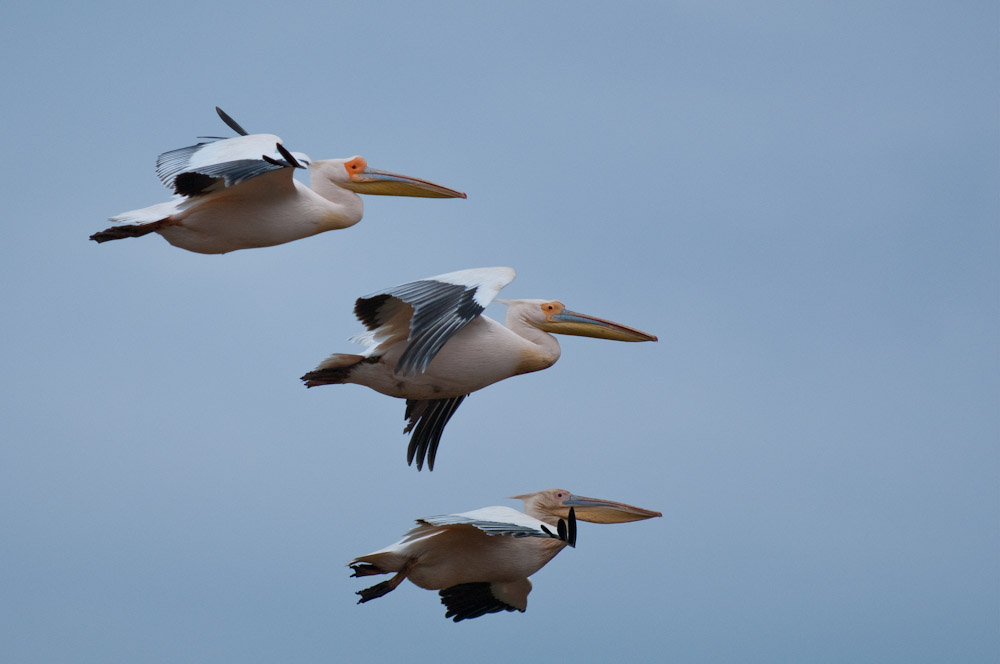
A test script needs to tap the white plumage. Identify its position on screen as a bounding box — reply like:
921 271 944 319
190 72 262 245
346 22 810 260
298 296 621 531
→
302 267 658 470
349 489 661 621
91 107 465 254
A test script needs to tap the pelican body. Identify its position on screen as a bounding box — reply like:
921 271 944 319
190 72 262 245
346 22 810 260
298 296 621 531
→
302 267 658 470
349 489 661 621
91 107 465 254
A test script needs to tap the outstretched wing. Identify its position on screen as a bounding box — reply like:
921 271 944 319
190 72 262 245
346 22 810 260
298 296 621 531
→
439 580 531 622
354 267 516 376
155 133 310 197
404 396 467 471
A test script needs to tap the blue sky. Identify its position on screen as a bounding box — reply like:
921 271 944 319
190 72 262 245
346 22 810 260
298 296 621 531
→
1 2 997 662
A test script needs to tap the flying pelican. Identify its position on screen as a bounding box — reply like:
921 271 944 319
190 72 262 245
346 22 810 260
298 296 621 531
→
90 107 466 254
301 267 658 471
349 488 662 621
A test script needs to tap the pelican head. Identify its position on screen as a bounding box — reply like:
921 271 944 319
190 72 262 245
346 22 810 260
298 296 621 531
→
501 299 658 342
513 489 662 524
314 156 466 198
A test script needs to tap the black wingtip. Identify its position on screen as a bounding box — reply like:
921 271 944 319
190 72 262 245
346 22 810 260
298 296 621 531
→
406 435 424 471
425 438 438 472
544 508 577 546
439 582 520 622
567 506 577 548
215 106 249 136
404 396 467 473
275 142 304 169
406 446 424 471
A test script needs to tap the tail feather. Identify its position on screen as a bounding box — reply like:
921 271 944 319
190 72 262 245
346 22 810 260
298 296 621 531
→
349 562 385 578
91 200 182 243
110 200 182 224
301 353 367 387
348 550 400 573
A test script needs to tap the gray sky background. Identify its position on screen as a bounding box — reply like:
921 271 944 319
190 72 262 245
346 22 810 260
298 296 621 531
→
2 2 997 662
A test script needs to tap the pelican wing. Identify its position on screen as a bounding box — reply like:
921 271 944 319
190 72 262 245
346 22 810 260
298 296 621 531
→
419 506 553 539
355 267 516 376
439 580 530 622
155 134 308 197
404 396 467 471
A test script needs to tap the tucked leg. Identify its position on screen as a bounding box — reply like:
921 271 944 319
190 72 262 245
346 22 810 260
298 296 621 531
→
90 220 168 243
356 559 414 604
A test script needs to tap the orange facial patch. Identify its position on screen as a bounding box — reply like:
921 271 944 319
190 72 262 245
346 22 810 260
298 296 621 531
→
540 300 565 319
344 156 368 178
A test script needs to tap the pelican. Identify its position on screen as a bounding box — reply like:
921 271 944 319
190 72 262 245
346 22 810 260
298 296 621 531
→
301 267 658 470
90 107 466 254
349 489 662 621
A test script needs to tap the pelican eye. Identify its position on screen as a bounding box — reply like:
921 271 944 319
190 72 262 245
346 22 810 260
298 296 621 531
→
344 157 367 175
541 302 565 318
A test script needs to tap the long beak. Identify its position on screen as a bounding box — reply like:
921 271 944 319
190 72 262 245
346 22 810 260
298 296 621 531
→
539 309 658 342
561 494 662 523
341 167 466 198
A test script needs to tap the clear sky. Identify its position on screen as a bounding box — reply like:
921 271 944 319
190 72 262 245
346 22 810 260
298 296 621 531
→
1 1 997 662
